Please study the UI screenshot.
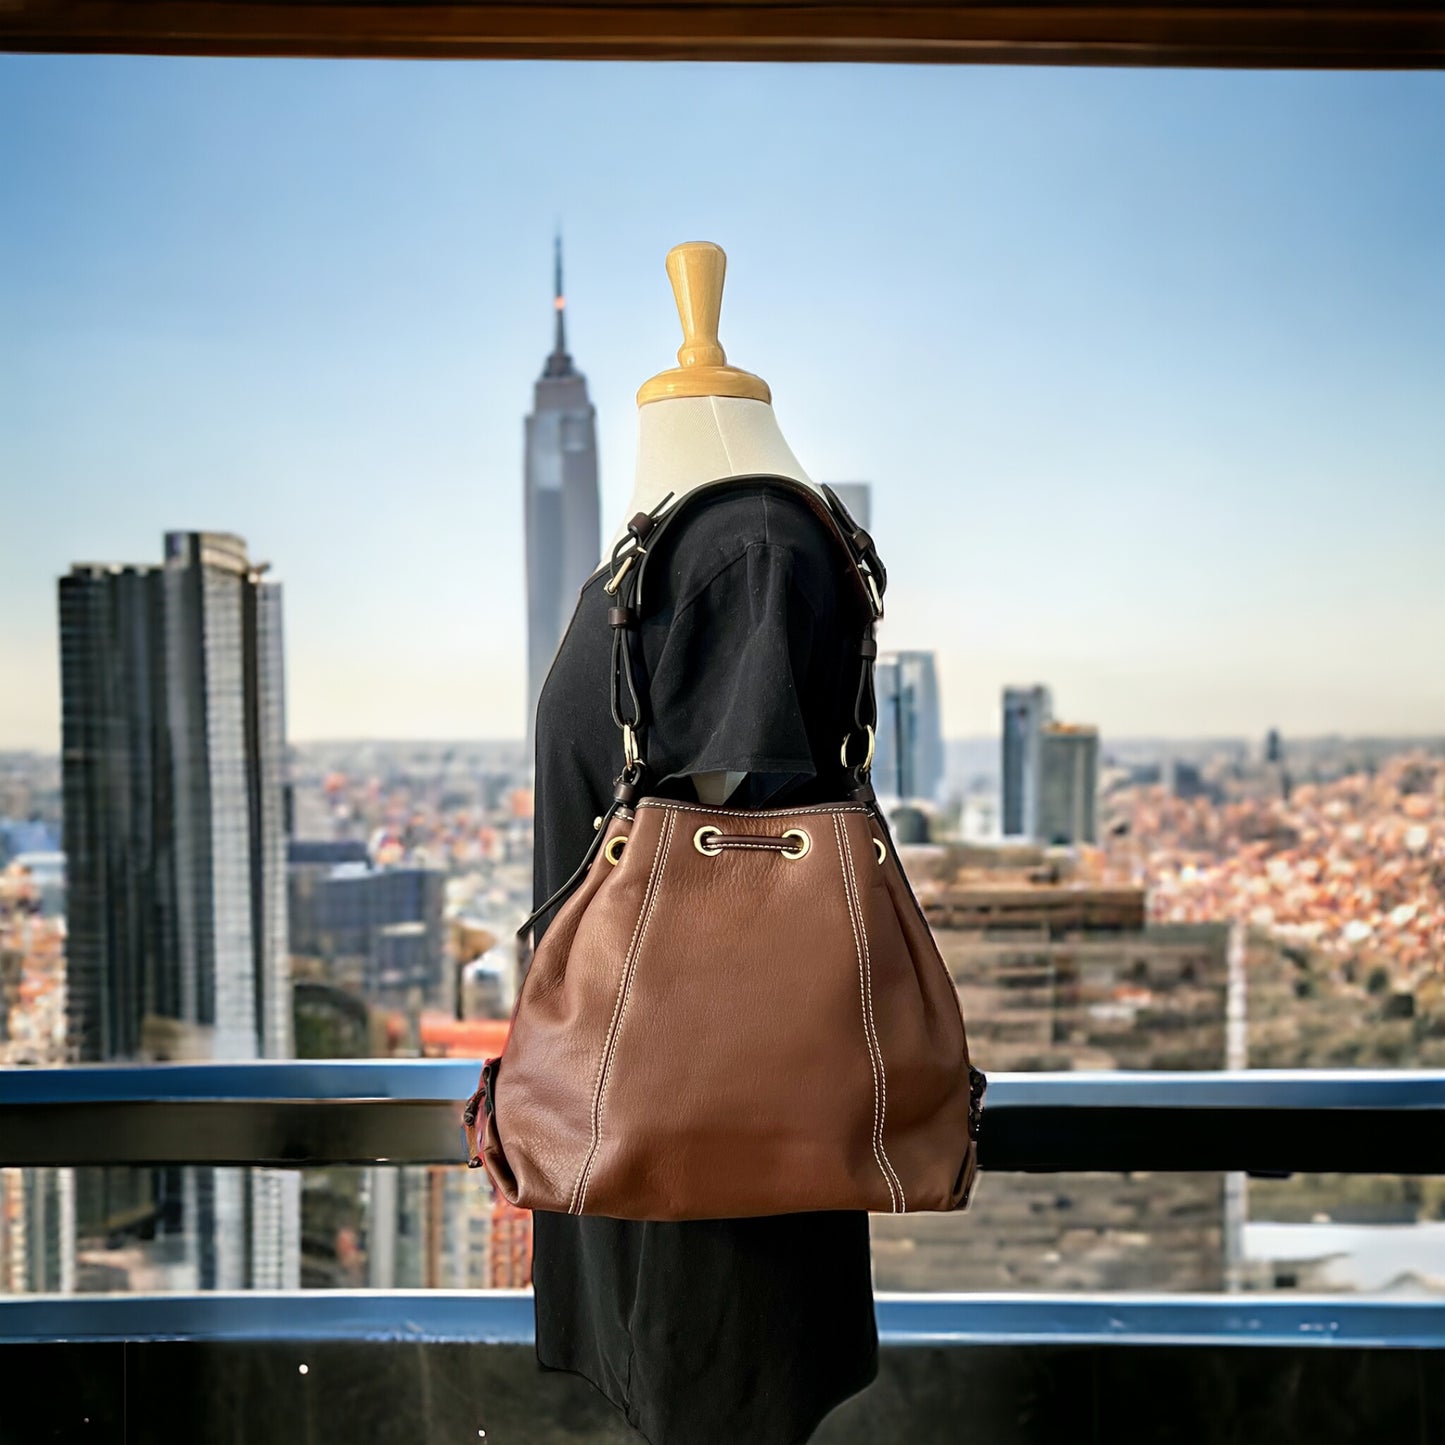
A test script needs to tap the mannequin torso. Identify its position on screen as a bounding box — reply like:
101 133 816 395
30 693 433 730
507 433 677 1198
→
601 395 817 559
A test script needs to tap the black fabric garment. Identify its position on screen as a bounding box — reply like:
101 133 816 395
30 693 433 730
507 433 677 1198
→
527 478 881 1445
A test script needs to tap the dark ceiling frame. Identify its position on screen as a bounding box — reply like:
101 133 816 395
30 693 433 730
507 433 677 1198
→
1 2 1443 67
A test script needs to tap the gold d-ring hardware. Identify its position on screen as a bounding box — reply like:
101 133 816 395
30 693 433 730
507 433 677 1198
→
840 724 876 772
781 828 811 860
694 825 723 856
604 834 627 864
873 837 886 864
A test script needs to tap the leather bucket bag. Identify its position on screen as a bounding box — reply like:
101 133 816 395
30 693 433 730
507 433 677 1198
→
463 476 987 1220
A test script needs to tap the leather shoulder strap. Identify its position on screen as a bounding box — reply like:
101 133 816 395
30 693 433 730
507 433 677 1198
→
632 473 886 619
604 473 886 803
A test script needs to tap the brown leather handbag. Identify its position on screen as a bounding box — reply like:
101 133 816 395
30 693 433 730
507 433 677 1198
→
463 475 987 1220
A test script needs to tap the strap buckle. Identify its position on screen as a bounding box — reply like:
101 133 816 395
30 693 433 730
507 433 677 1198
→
603 490 676 596
820 482 887 618
603 550 639 595
863 569 883 618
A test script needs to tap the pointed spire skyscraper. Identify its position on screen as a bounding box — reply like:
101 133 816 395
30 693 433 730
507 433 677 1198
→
523 232 600 759
544 232 573 378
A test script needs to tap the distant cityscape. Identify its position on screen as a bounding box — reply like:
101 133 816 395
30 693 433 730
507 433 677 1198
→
1 243 1441 1301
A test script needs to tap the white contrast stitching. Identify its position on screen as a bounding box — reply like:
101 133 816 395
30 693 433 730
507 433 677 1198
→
841 813 905 1210
832 813 898 1212
570 808 673 1213
842 818 905 1206
575 807 677 1214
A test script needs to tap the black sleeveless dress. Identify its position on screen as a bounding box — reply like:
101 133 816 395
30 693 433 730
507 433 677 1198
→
528 479 881 1445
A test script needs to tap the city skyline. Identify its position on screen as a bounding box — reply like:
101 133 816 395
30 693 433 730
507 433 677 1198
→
3 58 1442 748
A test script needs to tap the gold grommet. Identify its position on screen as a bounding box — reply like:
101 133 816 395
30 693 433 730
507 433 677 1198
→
781 827 811 860
604 834 627 864
873 837 886 864
694 825 723 856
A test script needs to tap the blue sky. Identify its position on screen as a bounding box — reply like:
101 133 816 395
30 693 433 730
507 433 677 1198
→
2 57 1442 748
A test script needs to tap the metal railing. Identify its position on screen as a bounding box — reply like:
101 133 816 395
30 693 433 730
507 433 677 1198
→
4 1288 1444 1347
2 1064 1442 1353
1 1063 1441 1172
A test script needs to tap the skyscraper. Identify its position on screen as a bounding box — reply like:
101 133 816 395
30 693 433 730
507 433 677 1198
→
874 650 945 803
1037 723 1100 846
58 530 298 1288
524 235 600 758
1002 684 1054 838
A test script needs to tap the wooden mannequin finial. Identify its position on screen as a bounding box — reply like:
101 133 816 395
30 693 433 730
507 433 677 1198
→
637 242 772 407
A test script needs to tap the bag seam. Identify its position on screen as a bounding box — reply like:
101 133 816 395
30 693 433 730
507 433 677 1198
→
575 807 677 1214
841 812 906 1209
569 807 673 1213
832 812 899 1212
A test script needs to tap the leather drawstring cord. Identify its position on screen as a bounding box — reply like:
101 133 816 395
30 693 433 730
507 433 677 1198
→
514 798 633 942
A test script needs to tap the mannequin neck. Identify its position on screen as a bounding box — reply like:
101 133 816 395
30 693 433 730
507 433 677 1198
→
601 396 817 564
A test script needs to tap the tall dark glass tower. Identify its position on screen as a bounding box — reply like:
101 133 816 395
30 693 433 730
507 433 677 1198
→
523 235 600 759
1037 723 1100 846
874 650 945 804
1002 684 1054 839
58 531 298 1288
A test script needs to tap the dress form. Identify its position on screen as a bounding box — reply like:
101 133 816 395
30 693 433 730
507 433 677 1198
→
601 242 822 805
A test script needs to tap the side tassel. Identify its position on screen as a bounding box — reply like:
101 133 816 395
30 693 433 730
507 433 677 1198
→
967 1064 988 1142
462 1055 500 1169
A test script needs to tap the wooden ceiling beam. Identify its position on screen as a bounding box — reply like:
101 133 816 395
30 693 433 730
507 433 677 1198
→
1 2 1442 68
